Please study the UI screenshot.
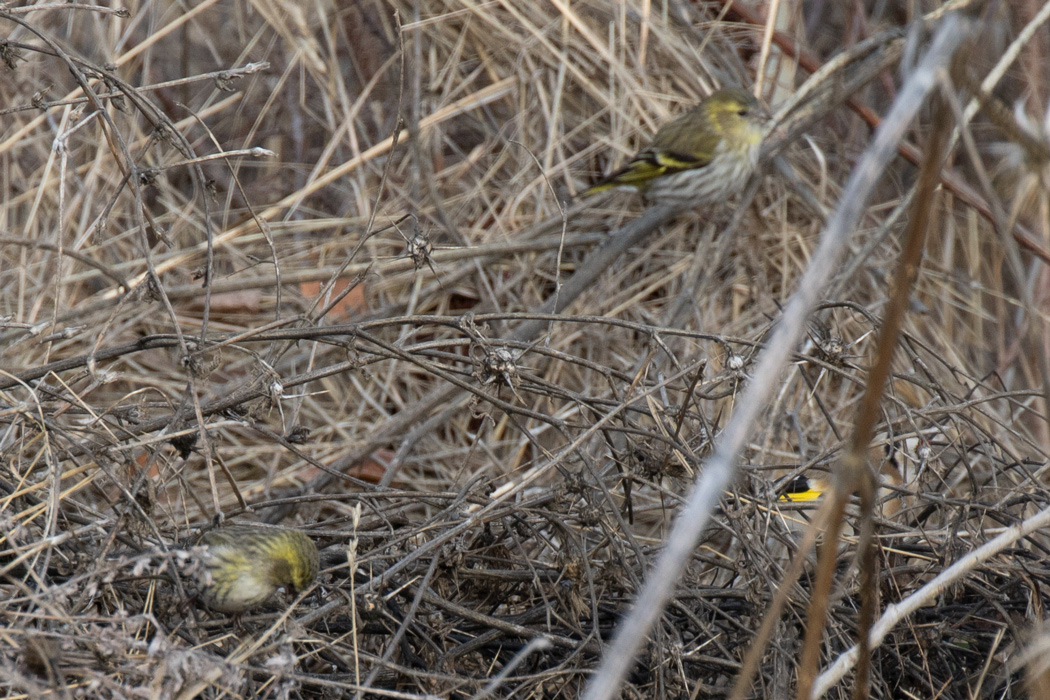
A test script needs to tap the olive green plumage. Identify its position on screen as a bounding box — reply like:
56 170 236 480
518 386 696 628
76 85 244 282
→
583 87 767 206
197 526 319 614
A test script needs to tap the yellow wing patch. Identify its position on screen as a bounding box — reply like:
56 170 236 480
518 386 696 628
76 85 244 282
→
581 159 665 195
778 475 828 502
652 151 706 170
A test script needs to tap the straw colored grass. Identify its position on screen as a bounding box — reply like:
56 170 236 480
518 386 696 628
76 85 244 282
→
2 1 1050 698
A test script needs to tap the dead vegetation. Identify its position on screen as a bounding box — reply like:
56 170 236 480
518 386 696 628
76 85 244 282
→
2 1 1050 698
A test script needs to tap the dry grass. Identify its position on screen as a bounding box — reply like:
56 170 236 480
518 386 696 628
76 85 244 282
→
2 0 1050 698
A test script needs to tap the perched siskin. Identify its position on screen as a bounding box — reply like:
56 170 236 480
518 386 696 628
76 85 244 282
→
583 87 767 207
778 474 830 503
196 526 319 614
777 442 911 517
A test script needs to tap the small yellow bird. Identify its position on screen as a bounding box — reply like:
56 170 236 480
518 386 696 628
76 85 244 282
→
196 525 319 614
582 87 767 207
778 474 830 503
777 442 912 518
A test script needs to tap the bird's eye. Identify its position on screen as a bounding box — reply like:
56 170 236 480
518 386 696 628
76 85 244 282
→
737 108 749 117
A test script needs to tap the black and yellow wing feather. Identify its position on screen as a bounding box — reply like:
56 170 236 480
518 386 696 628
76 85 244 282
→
582 104 719 196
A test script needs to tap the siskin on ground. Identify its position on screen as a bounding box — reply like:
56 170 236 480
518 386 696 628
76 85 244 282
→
196 525 319 614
